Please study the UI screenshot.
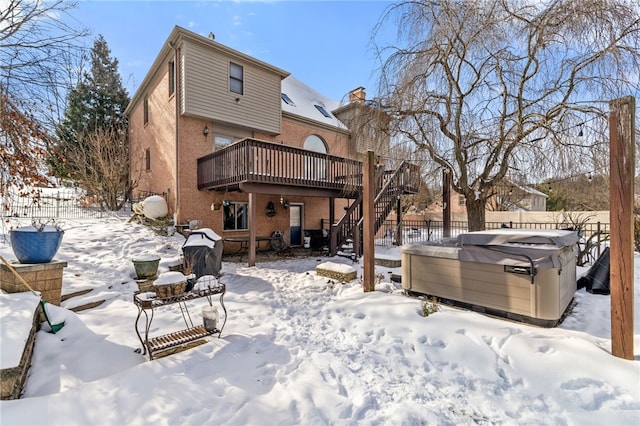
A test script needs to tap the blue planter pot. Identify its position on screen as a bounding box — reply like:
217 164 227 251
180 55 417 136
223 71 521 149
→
10 226 64 264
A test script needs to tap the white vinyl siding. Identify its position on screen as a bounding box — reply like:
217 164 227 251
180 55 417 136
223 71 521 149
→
181 41 282 135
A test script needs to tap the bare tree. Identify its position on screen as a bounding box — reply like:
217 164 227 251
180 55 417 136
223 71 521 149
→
0 0 87 198
0 93 51 200
62 125 140 211
375 0 640 230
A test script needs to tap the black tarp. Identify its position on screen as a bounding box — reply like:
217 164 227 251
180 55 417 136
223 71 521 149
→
577 247 610 295
182 228 223 278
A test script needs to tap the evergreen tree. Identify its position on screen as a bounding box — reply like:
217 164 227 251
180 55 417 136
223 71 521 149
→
50 35 129 180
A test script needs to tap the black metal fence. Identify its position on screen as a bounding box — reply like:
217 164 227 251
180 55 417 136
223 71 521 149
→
376 219 610 265
377 219 609 244
1 189 134 220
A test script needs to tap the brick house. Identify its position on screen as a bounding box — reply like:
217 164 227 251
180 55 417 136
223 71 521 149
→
125 26 419 264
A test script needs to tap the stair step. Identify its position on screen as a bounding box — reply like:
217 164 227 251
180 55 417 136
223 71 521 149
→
69 300 106 312
61 288 92 302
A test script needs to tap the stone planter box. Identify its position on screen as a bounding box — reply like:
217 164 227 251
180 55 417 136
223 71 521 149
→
0 261 67 306
316 261 357 283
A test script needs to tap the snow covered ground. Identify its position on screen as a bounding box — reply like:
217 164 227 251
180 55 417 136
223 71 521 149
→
0 216 638 425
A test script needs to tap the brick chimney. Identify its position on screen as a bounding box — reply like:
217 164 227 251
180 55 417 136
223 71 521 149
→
349 87 366 103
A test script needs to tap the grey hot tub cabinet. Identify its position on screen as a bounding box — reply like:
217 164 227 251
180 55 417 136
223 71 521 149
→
402 229 579 327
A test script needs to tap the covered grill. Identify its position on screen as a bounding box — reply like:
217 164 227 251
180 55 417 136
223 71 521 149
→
182 228 223 278
402 229 579 327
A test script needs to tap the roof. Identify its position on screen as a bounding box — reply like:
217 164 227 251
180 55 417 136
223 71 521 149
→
280 75 347 130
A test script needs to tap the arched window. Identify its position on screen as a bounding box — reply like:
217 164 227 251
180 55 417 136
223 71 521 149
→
303 135 327 180
303 135 328 154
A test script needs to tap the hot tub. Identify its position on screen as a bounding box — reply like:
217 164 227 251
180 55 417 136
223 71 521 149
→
402 229 579 327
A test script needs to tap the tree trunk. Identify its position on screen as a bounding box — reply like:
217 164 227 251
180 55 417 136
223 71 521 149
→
466 196 486 231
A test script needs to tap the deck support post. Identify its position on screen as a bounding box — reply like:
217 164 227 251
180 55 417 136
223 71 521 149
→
363 150 376 292
609 96 635 360
248 192 257 267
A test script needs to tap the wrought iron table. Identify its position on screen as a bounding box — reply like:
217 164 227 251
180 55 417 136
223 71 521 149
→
133 284 227 360
224 232 287 259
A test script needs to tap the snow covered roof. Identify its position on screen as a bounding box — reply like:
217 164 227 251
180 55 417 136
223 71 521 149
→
280 75 347 130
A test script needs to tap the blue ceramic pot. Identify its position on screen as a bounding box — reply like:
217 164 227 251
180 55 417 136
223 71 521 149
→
10 226 64 264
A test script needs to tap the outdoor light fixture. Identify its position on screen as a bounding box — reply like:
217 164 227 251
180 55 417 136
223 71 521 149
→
265 201 276 217
280 196 289 209
203 126 209 136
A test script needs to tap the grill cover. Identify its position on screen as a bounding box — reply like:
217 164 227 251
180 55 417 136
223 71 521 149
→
182 228 223 278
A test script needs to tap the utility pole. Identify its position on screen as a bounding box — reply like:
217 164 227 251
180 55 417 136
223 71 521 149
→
609 96 635 360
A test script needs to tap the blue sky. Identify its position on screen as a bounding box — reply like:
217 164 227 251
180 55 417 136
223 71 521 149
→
70 0 395 102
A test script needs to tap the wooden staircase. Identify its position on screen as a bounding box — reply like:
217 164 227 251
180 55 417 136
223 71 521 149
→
329 161 420 258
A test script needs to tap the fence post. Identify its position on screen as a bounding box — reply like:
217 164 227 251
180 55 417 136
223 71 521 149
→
597 222 602 258
442 169 451 238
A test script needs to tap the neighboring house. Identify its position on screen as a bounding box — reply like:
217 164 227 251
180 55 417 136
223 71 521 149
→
425 180 548 217
125 26 419 264
490 181 548 212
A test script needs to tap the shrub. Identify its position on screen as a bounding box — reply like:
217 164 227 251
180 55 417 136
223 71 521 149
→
421 296 440 317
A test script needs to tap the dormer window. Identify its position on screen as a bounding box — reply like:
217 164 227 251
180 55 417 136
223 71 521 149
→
281 93 295 106
314 104 331 118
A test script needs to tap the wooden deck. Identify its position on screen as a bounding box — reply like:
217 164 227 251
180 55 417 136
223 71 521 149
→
197 138 378 198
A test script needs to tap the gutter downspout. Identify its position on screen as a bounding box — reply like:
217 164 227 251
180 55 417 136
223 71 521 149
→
170 41 180 224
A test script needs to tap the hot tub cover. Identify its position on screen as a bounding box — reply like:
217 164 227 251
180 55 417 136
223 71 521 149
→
403 229 579 270
458 229 578 270
457 229 579 247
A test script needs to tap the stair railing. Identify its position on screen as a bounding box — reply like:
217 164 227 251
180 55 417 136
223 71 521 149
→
330 161 417 257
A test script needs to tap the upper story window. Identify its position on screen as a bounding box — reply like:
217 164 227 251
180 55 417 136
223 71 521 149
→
168 61 175 96
143 95 149 125
314 104 331 118
303 134 328 154
229 62 244 95
145 148 151 171
281 93 295 106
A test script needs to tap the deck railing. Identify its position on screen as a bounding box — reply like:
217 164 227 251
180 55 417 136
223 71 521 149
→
197 138 363 192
